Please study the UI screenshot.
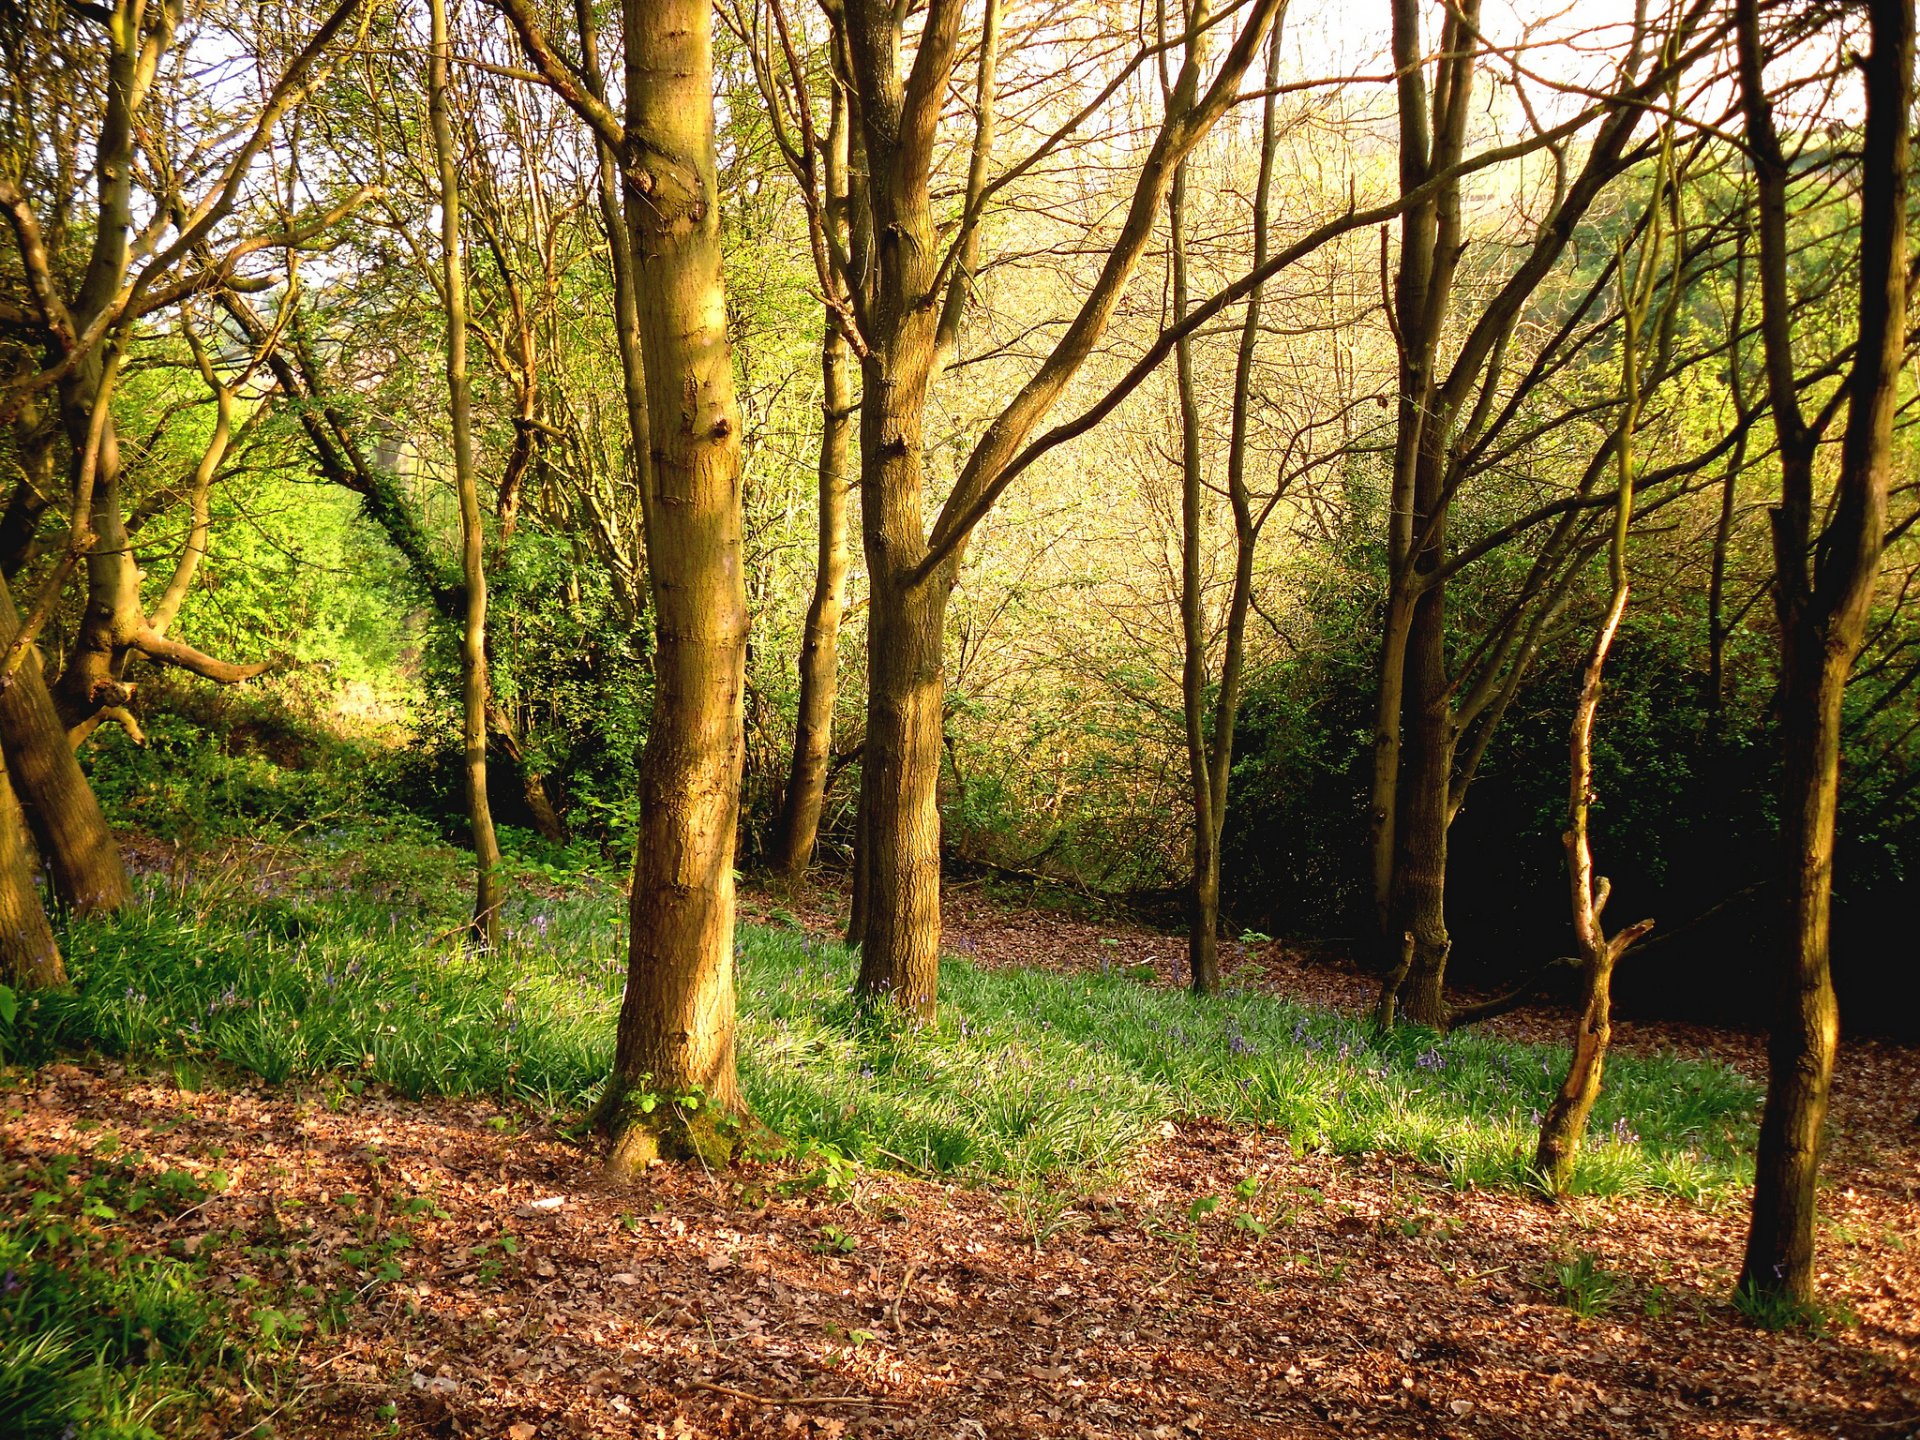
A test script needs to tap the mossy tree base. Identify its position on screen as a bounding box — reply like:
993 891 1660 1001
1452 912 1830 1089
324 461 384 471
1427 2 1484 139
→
593 1081 778 1181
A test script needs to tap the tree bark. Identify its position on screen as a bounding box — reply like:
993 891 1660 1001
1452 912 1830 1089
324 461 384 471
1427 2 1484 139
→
0 529 130 918
596 0 754 1171
429 0 503 947
0 746 63 991
841 0 1287 1021
1370 0 1477 976
1736 0 1909 1308
772 76 855 885
1167 71 1219 995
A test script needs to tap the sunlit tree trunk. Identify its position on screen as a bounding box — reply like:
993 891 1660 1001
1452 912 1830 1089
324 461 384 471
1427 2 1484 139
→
1167 94 1219 995
429 0 502 947
839 0 1285 1021
1736 0 1909 1307
600 0 753 1168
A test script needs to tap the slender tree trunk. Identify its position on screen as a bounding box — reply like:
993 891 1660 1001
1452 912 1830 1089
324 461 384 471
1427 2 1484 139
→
1535 141 1668 1195
772 306 853 882
1175 18 1285 997
0 747 62 991
846 768 869 945
600 0 754 1170
1535 577 1652 1192
1168 117 1219 996
1736 0 1909 1308
429 0 502 947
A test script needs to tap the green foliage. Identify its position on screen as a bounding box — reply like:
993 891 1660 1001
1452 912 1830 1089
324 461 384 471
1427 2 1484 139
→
0 1164 242 1439
83 675 409 845
1548 1249 1621 1319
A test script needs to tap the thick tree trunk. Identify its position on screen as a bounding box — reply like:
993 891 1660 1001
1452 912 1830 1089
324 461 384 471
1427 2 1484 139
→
1736 0 1909 1308
853 558 949 1020
1371 0 1477 966
0 750 62 991
599 0 754 1172
772 317 852 882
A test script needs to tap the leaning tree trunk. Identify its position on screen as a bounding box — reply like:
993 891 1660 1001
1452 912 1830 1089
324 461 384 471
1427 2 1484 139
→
0 748 63 991
1736 0 1909 1308
429 0 503 947
0 543 130 917
600 0 754 1172
1535 124 1671 1195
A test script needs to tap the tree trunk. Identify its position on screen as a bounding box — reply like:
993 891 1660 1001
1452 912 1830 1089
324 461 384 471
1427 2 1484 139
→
599 0 754 1172
853 557 949 1020
0 542 130 919
1736 0 1909 1308
430 0 503 947
772 316 852 882
845 769 868 945
0 748 62 991
773 71 855 886
1535 133 1669 1194
1389 555 1455 1028
1167 111 1219 997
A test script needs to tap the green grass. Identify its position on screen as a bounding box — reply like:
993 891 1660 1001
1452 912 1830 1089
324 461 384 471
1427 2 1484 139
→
0 1153 244 1439
16 822 1758 1200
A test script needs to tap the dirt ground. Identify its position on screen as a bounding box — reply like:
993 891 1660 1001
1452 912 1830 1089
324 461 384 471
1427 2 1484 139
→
6 889 1917 1440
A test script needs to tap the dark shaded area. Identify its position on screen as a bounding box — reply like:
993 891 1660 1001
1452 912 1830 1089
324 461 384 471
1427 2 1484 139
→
1221 597 1920 1040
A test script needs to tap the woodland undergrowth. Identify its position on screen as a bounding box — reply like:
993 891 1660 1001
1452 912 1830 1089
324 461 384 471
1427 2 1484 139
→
8 821 1759 1203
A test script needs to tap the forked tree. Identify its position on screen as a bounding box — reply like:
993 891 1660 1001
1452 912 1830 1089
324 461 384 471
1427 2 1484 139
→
827 0 1288 1020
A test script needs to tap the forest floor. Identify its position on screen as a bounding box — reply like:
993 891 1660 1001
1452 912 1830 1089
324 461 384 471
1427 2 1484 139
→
4 852 1918 1440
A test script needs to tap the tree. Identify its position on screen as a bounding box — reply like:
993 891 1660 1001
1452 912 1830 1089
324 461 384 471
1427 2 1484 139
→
1736 0 1911 1308
1533 125 1676 1192
496 0 756 1168
428 0 504 945
754 5 857 884
1366 0 1731 1027
1167 13 1287 995
834 0 1288 1020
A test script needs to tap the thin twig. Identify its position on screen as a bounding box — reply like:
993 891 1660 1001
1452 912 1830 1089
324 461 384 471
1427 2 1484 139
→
687 1380 911 1408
